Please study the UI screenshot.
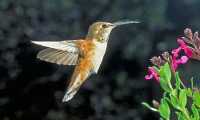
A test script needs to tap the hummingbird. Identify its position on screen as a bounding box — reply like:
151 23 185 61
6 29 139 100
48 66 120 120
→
32 20 139 102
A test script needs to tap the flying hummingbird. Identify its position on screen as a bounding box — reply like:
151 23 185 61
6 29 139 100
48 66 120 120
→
32 20 139 102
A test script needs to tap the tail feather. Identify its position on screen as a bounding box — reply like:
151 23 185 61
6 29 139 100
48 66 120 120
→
62 89 78 102
62 64 92 102
62 74 83 102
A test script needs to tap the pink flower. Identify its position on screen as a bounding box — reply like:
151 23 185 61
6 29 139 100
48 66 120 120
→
171 38 192 71
172 47 182 58
172 55 189 71
145 67 160 82
177 38 193 57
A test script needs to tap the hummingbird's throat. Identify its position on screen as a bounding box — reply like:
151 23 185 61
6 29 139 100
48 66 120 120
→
87 29 112 43
97 36 109 43
98 27 113 42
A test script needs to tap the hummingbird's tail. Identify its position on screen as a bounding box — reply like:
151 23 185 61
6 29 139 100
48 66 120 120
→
62 75 82 102
62 86 80 102
62 69 91 102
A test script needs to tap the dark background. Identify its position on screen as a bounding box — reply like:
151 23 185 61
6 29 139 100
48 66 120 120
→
0 0 200 120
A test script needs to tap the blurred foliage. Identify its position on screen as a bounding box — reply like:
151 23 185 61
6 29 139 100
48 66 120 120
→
0 0 200 120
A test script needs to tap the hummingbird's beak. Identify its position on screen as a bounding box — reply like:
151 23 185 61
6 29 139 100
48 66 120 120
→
113 20 140 27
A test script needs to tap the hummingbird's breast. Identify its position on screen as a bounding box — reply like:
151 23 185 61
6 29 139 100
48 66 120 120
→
75 39 107 80
92 41 107 73
75 40 95 80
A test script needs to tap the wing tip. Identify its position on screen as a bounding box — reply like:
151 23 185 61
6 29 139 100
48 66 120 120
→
31 40 43 45
31 40 37 43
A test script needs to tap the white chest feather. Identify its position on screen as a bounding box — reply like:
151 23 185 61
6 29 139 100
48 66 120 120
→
92 42 107 73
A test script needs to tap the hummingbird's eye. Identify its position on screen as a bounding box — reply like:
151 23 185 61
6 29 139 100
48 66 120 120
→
102 24 108 28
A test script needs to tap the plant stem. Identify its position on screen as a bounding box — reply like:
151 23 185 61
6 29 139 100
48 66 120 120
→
181 108 190 120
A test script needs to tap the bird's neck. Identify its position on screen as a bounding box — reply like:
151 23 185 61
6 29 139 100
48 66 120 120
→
86 33 110 43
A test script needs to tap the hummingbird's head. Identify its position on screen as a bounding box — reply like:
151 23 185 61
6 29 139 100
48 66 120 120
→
86 20 140 43
86 22 114 43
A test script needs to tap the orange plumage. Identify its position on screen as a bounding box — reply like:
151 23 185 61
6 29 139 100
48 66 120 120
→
68 39 95 89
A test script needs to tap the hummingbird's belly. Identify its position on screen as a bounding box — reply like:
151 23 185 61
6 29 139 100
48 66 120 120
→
92 42 107 73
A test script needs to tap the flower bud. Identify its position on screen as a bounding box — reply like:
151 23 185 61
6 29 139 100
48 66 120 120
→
152 100 160 108
184 28 193 40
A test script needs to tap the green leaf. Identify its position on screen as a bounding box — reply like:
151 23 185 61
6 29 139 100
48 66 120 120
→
186 88 192 97
169 94 180 109
191 104 199 120
160 77 172 93
176 112 187 120
175 72 181 89
160 63 171 82
171 89 178 96
159 63 172 92
159 98 170 120
142 102 158 112
193 91 200 107
179 89 187 108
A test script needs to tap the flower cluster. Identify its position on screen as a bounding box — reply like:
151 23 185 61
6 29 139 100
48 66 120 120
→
145 39 192 82
143 28 200 120
145 28 200 82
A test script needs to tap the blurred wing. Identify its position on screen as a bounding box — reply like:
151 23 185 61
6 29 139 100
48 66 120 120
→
32 40 80 65
37 48 78 65
31 40 79 53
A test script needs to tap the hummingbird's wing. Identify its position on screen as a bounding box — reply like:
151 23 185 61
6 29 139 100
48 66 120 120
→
36 48 78 65
32 40 80 65
32 41 79 53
